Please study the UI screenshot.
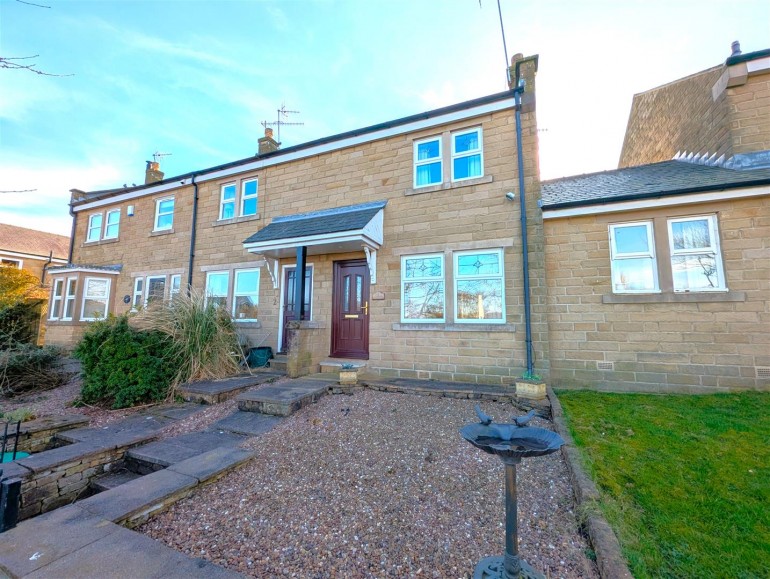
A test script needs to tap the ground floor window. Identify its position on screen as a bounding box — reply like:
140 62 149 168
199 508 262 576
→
63 278 77 320
205 271 229 309
233 269 259 321
81 278 110 321
454 249 505 323
49 278 64 320
401 253 445 322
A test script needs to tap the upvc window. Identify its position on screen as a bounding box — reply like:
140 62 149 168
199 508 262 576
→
241 179 258 216
609 222 658 293
49 278 64 320
233 269 259 321
401 254 445 322
1 259 21 268
220 183 236 220
62 278 77 320
104 209 120 239
452 128 483 181
132 278 144 310
81 278 110 321
454 249 505 323
154 197 174 231
205 271 229 309
170 274 182 298
87 214 102 242
413 137 442 188
146 276 166 306
668 215 725 291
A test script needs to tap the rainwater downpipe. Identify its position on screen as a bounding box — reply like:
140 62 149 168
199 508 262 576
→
187 175 199 294
514 55 538 377
67 204 76 264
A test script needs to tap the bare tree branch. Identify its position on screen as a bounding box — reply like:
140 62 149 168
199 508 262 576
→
16 0 51 8
0 55 72 77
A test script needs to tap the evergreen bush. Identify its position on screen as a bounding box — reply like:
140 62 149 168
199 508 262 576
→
0 343 65 396
74 316 180 408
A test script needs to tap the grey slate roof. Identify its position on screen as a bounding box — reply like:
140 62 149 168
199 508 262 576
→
243 200 387 244
48 264 123 273
541 160 770 209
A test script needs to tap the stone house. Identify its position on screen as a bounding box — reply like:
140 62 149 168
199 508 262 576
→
0 223 69 281
541 44 770 392
46 56 547 385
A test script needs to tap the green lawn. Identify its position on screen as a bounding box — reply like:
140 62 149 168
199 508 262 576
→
557 390 770 579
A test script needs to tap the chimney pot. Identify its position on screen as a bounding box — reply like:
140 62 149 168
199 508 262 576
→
731 40 742 56
257 127 280 156
145 160 164 184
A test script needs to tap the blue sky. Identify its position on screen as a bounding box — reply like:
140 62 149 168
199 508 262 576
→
1 0 768 235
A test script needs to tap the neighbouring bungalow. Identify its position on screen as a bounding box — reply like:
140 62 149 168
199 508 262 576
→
46 55 548 385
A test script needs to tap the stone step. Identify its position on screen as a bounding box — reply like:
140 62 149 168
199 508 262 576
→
211 410 283 436
319 358 368 373
178 372 284 404
90 468 143 492
237 379 329 416
269 355 288 372
124 431 246 474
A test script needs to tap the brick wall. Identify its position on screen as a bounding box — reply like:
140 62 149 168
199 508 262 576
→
729 70 770 154
544 195 770 392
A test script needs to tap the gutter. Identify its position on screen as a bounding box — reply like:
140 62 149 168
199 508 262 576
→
513 55 538 377
187 175 199 294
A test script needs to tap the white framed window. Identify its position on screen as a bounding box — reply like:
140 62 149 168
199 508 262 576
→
668 215 726 292
233 269 259 321
154 197 175 231
170 274 182 298
49 278 64 320
205 271 229 309
145 276 166 306
132 278 144 310
87 213 102 242
103 209 120 239
80 277 110 321
609 221 659 293
62 277 77 320
401 254 445 323
1 259 21 268
220 183 236 220
454 249 505 323
413 137 442 188
241 178 258 217
451 127 483 182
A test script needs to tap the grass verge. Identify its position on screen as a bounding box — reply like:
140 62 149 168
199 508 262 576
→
556 390 769 579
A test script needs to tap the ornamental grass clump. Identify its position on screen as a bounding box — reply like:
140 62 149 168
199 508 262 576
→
132 288 244 389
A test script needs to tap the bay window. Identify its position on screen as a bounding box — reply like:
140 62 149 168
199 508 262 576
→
81 278 110 321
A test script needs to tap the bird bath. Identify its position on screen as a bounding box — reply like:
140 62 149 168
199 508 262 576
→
461 406 565 579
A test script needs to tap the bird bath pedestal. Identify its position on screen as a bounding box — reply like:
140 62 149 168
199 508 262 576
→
460 407 565 579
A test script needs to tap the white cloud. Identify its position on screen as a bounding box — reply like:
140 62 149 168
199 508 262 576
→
266 6 290 31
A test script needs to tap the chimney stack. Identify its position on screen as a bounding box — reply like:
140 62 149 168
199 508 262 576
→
145 160 164 184
258 127 280 156
731 40 742 56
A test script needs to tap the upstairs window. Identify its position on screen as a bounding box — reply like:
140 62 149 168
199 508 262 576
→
87 214 102 242
104 209 120 239
454 249 505 323
205 271 229 309
63 278 77 320
81 278 110 321
1 259 21 268
241 179 258 216
401 254 445 322
233 269 259 321
220 183 236 220
49 278 64 320
452 128 483 181
413 137 442 188
609 222 658 293
668 215 725 291
154 197 175 231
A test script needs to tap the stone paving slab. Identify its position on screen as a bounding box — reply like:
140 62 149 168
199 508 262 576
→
0 505 119 577
15 441 104 474
212 410 283 436
90 469 142 492
168 447 255 483
23 523 243 579
149 403 205 420
125 441 202 469
170 430 245 452
16 414 89 436
77 469 197 525
57 414 174 444
237 379 329 416
179 373 284 404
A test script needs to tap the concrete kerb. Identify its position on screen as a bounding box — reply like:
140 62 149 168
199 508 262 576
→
547 386 633 579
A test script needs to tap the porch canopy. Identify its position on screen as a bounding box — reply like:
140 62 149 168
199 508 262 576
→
242 199 386 259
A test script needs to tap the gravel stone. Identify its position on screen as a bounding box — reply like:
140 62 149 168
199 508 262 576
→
140 390 598 578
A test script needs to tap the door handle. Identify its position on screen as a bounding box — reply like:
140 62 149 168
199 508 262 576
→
362 301 368 315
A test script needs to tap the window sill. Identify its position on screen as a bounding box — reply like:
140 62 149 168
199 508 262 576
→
392 322 515 332
405 174 493 196
213 214 261 227
83 237 120 246
603 291 745 304
150 228 175 237
234 320 262 328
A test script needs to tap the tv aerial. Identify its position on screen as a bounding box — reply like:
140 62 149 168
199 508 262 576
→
261 103 304 144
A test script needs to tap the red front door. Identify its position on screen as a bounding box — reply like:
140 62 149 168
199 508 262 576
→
281 266 312 353
331 259 369 359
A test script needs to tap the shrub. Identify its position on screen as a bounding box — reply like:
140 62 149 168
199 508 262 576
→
0 344 66 396
0 267 48 349
0 407 36 423
74 316 181 409
132 289 243 389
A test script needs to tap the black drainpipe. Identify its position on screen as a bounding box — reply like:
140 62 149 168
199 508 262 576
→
41 251 53 284
513 55 539 377
67 204 76 264
187 175 199 294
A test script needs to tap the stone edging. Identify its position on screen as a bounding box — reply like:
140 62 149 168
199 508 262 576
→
547 386 634 579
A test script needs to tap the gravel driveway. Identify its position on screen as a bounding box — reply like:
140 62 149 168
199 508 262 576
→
140 389 597 578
